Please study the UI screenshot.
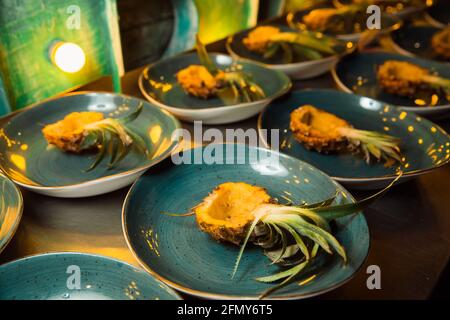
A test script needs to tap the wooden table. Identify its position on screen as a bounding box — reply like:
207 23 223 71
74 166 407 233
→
1 43 449 300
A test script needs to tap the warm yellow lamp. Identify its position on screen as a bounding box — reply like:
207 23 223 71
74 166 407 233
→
51 42 86 73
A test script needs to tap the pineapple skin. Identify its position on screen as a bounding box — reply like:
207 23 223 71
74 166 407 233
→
289 105 351 153
176 65 224 99
194 182 271 245
243 26 281 53
42 112 104 153
377 60 431 97
302 8 337 32
432 28 450 60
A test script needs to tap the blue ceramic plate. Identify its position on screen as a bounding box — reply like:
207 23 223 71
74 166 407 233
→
259 90 450 189
0 92 181 198
0 252 181 300
332 51 450 119
335 0 427 18
122 144 369 299
226 24 353 80
139 53 292 124
287 4 401 42
0 174 23 254
425 0 450 28
390 25 449 63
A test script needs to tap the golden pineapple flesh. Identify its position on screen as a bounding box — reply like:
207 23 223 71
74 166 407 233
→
42 112 104 153
302 8 338 32
289 105 402 164
194 182 271 245
432 28 450 60
377 60 431 97
176 65 224 99
290 105 351 153
242 26 281 53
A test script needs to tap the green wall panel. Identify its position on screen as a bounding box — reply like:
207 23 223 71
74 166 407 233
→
0 0 122 110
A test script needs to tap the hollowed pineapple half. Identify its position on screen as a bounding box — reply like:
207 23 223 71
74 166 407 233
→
432 27 450 60
377 60 432 97
302 8 339 32
42 112 105 153
242 26 281 53
289 105 402 164
41 104 144 171
290 105 350 153
176 65 225 99
194 182 271 245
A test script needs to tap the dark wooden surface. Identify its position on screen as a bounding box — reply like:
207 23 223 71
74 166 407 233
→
1 40 449 299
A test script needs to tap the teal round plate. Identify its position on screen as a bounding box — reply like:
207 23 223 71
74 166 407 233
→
226 24 352 80
425 0 450 28
287 4 401 41
0 174 23 254
226 24 349 65
390 25 449 63
0 252 181 300
139 53 291 124
332 51 450 119
122 144 369 299
335 0 427 18
0 92 181 197
259 90 450 189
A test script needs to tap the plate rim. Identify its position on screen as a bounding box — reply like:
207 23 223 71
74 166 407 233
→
285 10 402 40
0 173 23 254
0 91 183 190
121 143 370 300
0 251 183 300
224 25 350 69
257 88 450 182
138 52 292 112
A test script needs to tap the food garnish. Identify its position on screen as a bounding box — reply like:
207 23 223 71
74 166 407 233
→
431 27 450 60
241 26 348 63
195 182 272 245
377 60 450 98
290 105 402 165
42 103 147 171
168 176 401 298
176 36 266 104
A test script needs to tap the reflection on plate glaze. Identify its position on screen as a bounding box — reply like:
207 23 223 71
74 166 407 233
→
381 110 450 166
0 176 22 253
0 129 28 151
9 154 26 171
143 69 174 94
124 280 141 300
149 125 162 144
0 129 30 179
148 79 173 93
352 70 450 107
142 228 160 257
0 129 17 148
107 103 130 117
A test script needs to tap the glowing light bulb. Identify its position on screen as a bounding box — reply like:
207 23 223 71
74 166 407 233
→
52 42 86 73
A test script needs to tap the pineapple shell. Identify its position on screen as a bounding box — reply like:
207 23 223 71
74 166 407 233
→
289 105 351 153
377 60 432 97
42 111 104 153
194 182 271 245
176 65 224 99
431 28 450 60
